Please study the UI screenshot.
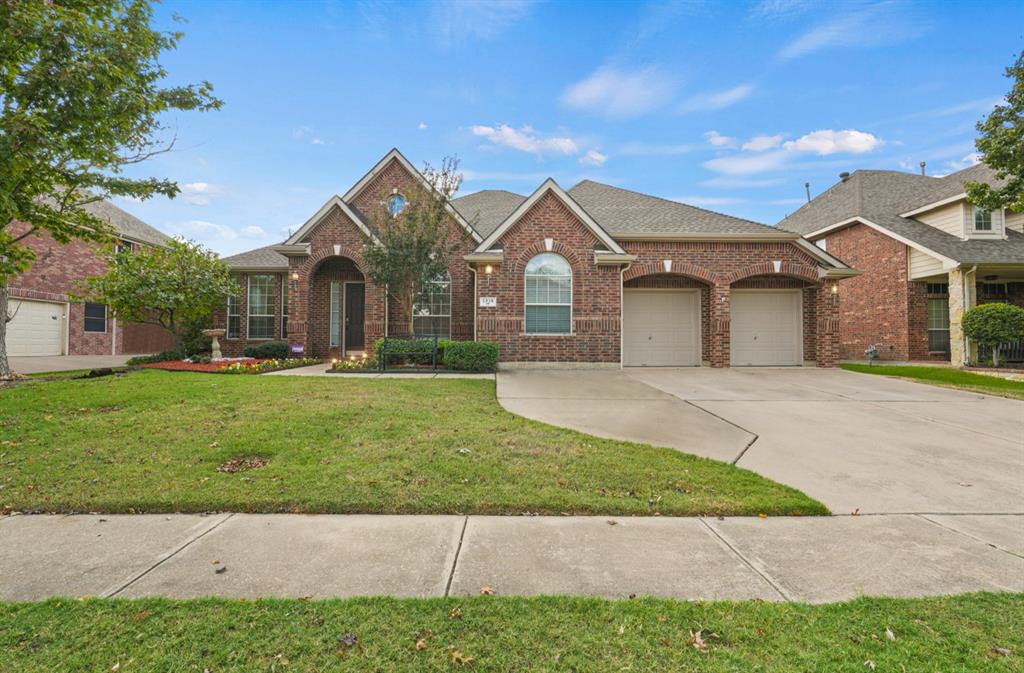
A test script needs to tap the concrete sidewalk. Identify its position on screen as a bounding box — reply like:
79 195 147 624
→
2 513 1021 603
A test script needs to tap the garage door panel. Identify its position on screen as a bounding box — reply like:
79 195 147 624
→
624 290 700 367
730 291 801 366
7 299 65 356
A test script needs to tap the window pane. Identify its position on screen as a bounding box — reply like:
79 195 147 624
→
227 295 240 339
927 298 949 329
526 305 570 334
84 303 106 332
413 316 451 339
974 208 992 231
248 316 274 340
329 282 341 347
412 274 451 338
928 329 950 353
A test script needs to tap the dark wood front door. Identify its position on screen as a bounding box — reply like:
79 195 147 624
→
344 282 365 351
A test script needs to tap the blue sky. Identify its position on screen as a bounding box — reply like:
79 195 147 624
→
116 0 1024 255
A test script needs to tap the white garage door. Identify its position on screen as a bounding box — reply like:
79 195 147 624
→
6 299 65 356
623 290 700 367
730 290 802 366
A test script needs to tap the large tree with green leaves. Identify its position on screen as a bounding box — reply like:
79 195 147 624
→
966 50 1023 211
0 1 221 378
85 239 239 349
362 158 473 337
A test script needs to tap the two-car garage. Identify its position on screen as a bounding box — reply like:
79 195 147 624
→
622 288 803 367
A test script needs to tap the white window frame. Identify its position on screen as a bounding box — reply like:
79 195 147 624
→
247 274 276 340
227 294 240 340
973 206 993 232
524 253 573 336
413 272 452 339
329 281 341 348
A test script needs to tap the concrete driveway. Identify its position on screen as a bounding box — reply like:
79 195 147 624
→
8 354 133 374
498 367 1024 515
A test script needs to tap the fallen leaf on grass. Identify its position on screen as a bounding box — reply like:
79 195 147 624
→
658 614 668 622
865 660 876 670
688 630 707 651
450 649 475 666
448 607 463 619
133 610 152 622
337 633 359 648
415 639 428 651
990 645 1012 657
479 586 495 595
758 513 767 519
885 627 896 641
218 457 269 474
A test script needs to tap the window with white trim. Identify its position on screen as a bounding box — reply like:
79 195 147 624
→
329 282 341 347
280 277 289 339
927 297 950 354
413 273 451 338
525 253 572 334
974 207 993 231
84 303 107 332
247 274 275 339
227 294 240 339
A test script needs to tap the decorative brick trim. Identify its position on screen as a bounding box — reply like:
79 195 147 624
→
724 261 819 284
512 238 584 272
623 261 716 284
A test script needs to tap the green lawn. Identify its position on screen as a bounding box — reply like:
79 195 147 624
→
842 363 1024 400
2 594 1020 672
0 370 825 516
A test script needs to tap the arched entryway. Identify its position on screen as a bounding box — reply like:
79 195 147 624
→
622 273 712 366
309 256 366 357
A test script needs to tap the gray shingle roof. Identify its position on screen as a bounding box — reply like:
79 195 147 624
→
568 180 779 236
452 190 525 237
82 199 171 247
222 244 288 270
777 166 1024 265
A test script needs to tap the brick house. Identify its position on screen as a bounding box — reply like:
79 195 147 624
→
7 199 177 357
779 163 1024 366
220 149 857 367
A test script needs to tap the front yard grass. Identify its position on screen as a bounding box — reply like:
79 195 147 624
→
0 370 825 516
841 363 1024 400
2 593 1020 672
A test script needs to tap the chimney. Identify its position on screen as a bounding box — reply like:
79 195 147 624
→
804 182 811 203
920 161 926 176
839 172 850 182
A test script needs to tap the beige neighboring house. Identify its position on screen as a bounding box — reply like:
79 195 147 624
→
779 163 1024 367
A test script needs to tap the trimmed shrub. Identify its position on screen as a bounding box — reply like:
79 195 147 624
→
126 350 184 365
444 340 499 372
962 302 1024 366
374 337 448 366
243 340 290 359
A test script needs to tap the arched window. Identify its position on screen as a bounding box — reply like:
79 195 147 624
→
413 272 451 338
525 253 572 334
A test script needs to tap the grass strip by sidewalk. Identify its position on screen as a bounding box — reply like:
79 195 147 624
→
0 370 826 517
841 363 1024 400
1 593 1020 672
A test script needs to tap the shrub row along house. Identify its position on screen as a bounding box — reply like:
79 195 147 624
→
219 149 857 367
7 200 177 357
779 163 1024 366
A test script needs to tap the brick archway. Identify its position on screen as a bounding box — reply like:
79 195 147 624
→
724 261 819 285
623 261 717 284
513 240 585 273
303 245 369 276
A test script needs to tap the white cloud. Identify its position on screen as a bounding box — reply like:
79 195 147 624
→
580 150 608 167
561 66 676 119
617 142 693 156
944 153 981 173
310 138 325 145
418 122 429 130
241 225 267 238
471 124 579 156
180 182 223 206
679 84 755 112
742 134 784 152
673 195 746 207
750 0 814 20
431 0 536 47
179 220 266 242
291 126 312 139
782 129 882 155
705 151 790 175
704 131 737 148
779 3 926 61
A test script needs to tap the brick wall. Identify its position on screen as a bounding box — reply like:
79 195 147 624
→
823 223 914 361
8 221 174 356
475 192 622 362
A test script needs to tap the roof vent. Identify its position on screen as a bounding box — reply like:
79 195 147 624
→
920 161 926 176
839 172 851 182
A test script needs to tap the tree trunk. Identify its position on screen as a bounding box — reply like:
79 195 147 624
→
993 345 1001 368
0 282 14 380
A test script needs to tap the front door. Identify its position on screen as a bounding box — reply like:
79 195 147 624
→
344 282 365 351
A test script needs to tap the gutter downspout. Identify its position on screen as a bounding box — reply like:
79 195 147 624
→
467 264 478 341
619 263 632 369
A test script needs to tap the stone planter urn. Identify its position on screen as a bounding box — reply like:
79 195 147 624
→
202 328 226 359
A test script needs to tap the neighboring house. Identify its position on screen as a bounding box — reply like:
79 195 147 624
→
7 199 178 357
778 163 1024 367
219 148 856 367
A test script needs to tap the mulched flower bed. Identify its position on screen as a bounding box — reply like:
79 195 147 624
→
139 359 264 373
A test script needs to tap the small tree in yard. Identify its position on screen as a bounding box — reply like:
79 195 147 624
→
362 157 473 337
966 50 1023 211
85 239 239 351
961 303 1024 367
0 1 221 378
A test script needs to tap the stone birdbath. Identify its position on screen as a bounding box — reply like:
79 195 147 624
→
202 328 226 359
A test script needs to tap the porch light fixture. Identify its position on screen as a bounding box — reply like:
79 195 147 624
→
484 264 493 275
290 271 299 281
831 283 838 294
331 358 338 364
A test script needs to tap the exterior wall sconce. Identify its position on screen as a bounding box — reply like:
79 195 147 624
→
484 264 493 275
831 283 838 294
290 271 300 282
